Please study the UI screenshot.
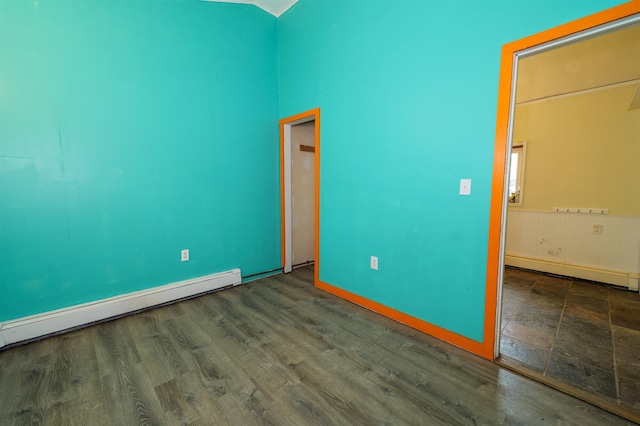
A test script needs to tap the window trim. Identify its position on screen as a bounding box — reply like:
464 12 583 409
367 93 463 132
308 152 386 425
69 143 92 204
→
508 141 527 207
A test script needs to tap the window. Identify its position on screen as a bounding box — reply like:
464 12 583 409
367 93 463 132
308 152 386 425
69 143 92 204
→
508 141 527 206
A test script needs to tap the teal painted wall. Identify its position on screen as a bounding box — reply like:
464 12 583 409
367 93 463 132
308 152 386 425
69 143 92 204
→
278 0 627 341
0 1 280 321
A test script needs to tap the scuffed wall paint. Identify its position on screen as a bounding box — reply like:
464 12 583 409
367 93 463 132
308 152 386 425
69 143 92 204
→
0 1 280 321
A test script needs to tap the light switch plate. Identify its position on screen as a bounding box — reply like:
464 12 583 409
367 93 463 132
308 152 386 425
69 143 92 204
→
460 179 471 196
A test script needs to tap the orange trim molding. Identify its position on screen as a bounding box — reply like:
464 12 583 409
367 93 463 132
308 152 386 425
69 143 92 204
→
278 1 640 363
484 1 640 360
279 108 321 278
317 280 484 355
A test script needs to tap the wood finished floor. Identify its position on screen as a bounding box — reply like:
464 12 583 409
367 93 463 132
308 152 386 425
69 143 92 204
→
0 267 633 425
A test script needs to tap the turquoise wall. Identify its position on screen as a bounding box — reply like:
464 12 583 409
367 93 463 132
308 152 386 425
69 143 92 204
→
0 0 628 338
278 0 626 341
0 1 280 321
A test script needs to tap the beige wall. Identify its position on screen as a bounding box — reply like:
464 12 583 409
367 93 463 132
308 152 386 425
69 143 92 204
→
291 121 315 265
511 84 640 216
515 25 640 103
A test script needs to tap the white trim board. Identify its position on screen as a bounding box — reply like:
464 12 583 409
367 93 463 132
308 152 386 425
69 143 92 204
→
284 122 293 273
0 268 241 348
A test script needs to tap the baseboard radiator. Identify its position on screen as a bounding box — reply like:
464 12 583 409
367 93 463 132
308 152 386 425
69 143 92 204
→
0 268 242 349
505 255 638 290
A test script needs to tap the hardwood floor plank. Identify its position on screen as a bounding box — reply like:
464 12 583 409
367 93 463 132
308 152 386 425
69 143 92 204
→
126 312 188 388
0 267 634 425
44 330 103 425
4 338 60 425
165 313 249 400
93 319 141 379
153 376 228 425
102 361 166 425
176 371 230 425
184 298 282 413
287 359 382 425
280 382 349 425
0 344 31 425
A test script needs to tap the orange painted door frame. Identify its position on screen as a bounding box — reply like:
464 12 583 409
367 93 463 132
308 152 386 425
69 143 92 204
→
277 1 640 363
280 107 486 355
279 108 321 285
484 1 640 360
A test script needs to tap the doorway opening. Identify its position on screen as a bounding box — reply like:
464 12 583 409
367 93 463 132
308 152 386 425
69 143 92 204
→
487 4 640 422
280 108 320 284
290 120 315 270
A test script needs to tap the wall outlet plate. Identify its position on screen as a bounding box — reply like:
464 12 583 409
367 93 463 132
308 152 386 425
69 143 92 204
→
370 256 378 270
181 249 189 261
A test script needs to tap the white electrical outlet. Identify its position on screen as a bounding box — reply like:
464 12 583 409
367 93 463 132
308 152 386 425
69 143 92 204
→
181 249 189 262
370 256 378 270
593 225 603 235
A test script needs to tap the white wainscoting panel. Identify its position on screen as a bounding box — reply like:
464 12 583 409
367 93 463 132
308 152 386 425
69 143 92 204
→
0 268 241 348
506 210 640 290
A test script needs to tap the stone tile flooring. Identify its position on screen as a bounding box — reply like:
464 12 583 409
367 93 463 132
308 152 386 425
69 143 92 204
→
499 267 640 413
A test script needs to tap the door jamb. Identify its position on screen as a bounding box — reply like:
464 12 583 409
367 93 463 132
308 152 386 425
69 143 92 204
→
485 3 640 360
280 108 321 282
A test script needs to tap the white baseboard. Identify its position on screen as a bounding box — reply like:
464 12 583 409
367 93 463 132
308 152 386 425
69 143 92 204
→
629 273 639 292
0 268 241 349
505 255 635 289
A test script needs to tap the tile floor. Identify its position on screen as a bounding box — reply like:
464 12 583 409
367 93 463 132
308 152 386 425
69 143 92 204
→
499 267 640 413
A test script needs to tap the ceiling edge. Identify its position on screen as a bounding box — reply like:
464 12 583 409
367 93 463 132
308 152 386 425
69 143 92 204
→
202 0 298 17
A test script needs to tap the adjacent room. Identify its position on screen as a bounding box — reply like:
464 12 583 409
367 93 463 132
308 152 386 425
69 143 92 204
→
1 0 638 423
499 22 640 414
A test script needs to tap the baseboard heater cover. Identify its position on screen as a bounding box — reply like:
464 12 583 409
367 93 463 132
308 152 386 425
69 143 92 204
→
0 268 241 349
505 255 636 289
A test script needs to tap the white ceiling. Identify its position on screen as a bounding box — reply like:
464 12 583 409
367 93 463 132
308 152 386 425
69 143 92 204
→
203 0 298 17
